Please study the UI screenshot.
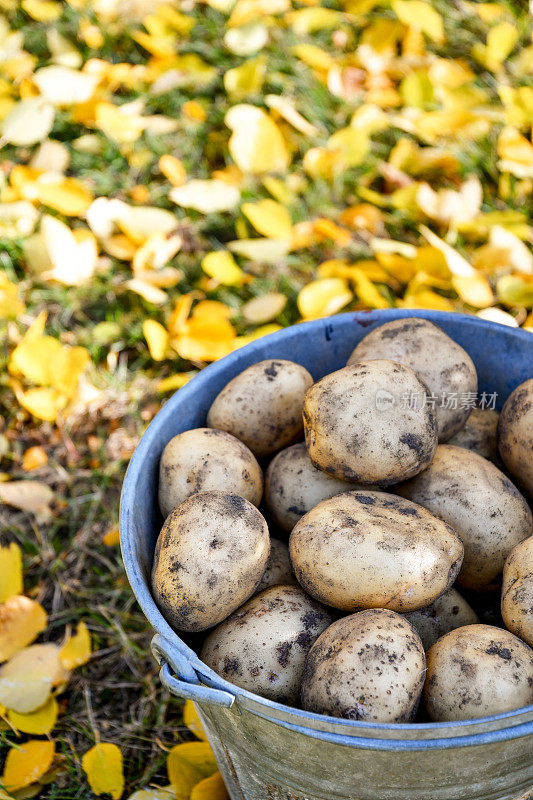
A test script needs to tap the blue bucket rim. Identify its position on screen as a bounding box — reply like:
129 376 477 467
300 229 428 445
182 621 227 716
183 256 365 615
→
120 309 533 746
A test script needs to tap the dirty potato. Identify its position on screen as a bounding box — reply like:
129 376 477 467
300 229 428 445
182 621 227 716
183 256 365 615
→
424 624 533 721
447 407 500 464
502 536 533 648
158 428 263 518
265 443 366 533
255 538 297 593
301 609 426 722
201 585 333 704
303 360 438 485
152 491 269 632
347 318 478 442
396 445 533 592
289 491 463 613
206 359 313 459
404 588 479 651
498 378 533 498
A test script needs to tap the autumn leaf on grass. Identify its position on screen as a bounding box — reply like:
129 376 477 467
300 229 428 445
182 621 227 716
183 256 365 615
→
497 127 533 179
297 279 353 320
391 1 444 44
0 274 25 319
170 180 240 214
202 251 245 286
0 643 69 713
0 98 55 146
0 596 47 662
8 695 58 736
241 199 292 240
183 700 208 742
191 771 229 800
0 543 23 603
167 742 217 800
225 105 289 174
60 621 91 669
82 743 124 800
2 740 56 793
143 320 170 362
0 481 54 522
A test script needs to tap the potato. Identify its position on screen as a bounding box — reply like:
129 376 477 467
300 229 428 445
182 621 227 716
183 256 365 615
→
498 378 533 498
347 318 478 442
502 536 533 647
207 359 313 459
289 490 463 613
255 538 297 593
447 407 499 463
424 624 533 721
396 445 533 591
300 609 426 722
201 585 333 704
265 443 368 533
404 588 479 651
158 428 263 518
152 491 269 632
303 360 438 485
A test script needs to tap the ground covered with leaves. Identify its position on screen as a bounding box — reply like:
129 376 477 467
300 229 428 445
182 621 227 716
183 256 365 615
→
1 0 533 796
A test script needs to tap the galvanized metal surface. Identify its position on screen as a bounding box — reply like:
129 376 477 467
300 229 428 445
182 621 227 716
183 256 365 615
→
120 310 533 800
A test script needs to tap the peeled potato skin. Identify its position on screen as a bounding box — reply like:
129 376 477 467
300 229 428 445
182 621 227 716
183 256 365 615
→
152 491 270 632
303 360 438 485
347 318 478 442
289 490 463 613
447 407 500 464
395 445 533 592
301 609 426 723
255 538 297 593
201 585 332 704
158 428 263 518
502 536 533 648
206 359 313 459
498 378 533 498
424 624 533 721
403 588 479 651
265 443 367 533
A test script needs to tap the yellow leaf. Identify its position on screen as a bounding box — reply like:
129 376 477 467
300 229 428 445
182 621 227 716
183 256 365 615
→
2 740 56 793
327 127 369 168
191 772 229 800
452 274 494 309
0 596 47 663
183 700 207 742
167 742 217 800
10 335 62 386
33 177 93 217
402 288 454 312
157 373 195 393
22 446 48 472
287 8 343 35
173 317 236 362
0 481 54 522
39 216 97 285
103 527 120 547
391 0 444 43
225 105 289 174
82 743 124 800
297 278 353 320
349 268 389 309
0 543 23 604
0 644 67 713
473 21 518 71
143 320 170 361
497 274 533 308
49 346 91 397
228 238 290 263
241 200 292 240
159 155 187 187
202 251 244 286
0 99 55 146
125 279 168 305
95 102 145 144
17 388 66 423
477 307 519 327
0 273 25 318
224 57 267 100
22 0 61 20
242 293 287 324
489 226 533 275
192 301 233 321
7 696 58 735
233 324 282 349
33 66 98 106
60 621 91 669
170 180 240 214
497 126 533 179
127 790 175 800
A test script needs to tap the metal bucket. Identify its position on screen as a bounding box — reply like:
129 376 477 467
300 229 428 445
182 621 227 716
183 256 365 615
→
120 310 533 800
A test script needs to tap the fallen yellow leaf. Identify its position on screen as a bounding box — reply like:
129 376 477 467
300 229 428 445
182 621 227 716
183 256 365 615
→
170 180 240 214
225 104 289 174
202 251 245 286
183 700 207 742
241 199 292 240
391 0 444 43
143 320 170 361
297 278 353 320
242 293 287 324
60 621 91 669
7 696 58 736
0 481 54 522
103 527 120 547
0 643 68 713
190 772 229 800
82 743 124 800
159 154 187 187
0 596 47 663
22 446 48 472
2 740 56 793
167 742 218 800
157 374 195 393
0 543 23 604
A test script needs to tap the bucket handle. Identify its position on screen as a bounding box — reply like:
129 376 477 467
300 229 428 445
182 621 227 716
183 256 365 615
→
152 634 235 708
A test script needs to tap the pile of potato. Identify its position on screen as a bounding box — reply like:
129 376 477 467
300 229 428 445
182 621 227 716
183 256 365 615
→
151 318 533 724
